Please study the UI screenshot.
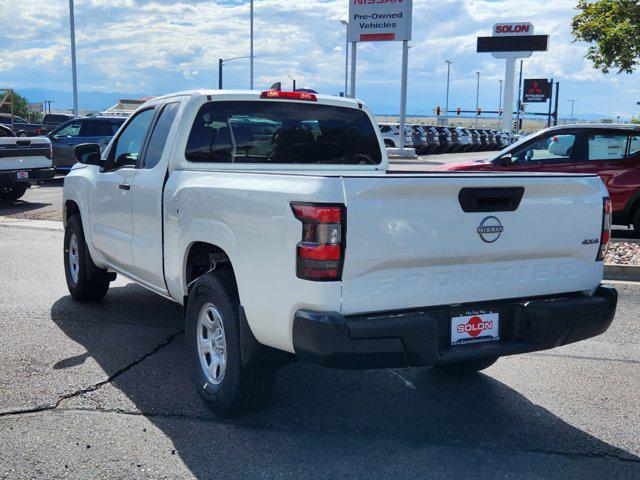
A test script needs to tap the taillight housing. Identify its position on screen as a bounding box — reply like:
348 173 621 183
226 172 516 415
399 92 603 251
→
597 197 612 261
291 202 345 281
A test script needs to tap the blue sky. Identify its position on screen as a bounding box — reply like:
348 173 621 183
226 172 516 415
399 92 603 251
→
1 0 639 118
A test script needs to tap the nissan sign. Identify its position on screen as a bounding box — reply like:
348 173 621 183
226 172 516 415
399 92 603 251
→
347 0 412 43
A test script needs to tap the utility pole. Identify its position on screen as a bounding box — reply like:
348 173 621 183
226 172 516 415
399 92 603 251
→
250 0 254 89
568 99 577 123
218 56 251 90
341 20 349 97
546 77 554 127
498 79 503 130
68 0 79 117
288 76 296 91
475 71 480 127
444 60 453 126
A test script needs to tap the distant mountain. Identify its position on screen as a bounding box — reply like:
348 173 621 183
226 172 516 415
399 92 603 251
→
19 88 153 112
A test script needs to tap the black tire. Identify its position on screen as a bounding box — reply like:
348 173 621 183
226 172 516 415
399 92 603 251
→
633 208 640 234
0 185 27 201
186 272 276 415
384 139 395 148
64 215 112 301
433 356 499 374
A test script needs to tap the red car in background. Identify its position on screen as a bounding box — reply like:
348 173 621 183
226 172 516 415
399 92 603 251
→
434 124 640 232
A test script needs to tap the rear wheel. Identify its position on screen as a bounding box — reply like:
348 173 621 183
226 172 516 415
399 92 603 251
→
384 139 395 148
186 272 276 414
64 215 113 301
0 184 27 201
633 208 640 234
433 356 499 374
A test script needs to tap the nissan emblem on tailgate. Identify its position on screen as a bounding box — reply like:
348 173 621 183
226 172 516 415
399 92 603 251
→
477 216 504 243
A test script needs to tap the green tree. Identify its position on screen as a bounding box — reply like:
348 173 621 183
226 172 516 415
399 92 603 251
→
572 0 640 74
0 91 42 122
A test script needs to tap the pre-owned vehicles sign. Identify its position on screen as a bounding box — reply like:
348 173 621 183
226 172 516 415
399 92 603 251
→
347 0 412 42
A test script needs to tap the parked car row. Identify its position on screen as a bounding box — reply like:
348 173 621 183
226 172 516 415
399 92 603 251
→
379 123 518 154
435 124 640 232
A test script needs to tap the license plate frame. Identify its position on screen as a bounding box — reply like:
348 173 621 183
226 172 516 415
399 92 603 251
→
450 310 500 346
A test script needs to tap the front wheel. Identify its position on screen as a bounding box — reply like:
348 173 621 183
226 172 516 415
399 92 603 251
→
633 208 640 234
186 272 276 414
433 356 499 374
64 215 113 301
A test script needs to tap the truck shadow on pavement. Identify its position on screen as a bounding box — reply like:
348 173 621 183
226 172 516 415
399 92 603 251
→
51 284 639 478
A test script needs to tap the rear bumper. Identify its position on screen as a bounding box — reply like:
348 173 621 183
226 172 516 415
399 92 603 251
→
292 285 617 369
0 167 55 185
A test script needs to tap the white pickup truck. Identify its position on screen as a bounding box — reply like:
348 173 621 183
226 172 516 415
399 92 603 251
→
62 90 617 413
0 124 55 201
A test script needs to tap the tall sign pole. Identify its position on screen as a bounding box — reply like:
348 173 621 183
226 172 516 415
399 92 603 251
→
347 0 413 155
477 23 548 133
68 0 79 117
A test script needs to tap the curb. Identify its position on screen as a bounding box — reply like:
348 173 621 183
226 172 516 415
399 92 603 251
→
0 217 63 232
604 264 640 282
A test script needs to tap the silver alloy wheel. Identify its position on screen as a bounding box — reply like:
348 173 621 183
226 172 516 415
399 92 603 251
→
68 232 80 284
197 303 227 386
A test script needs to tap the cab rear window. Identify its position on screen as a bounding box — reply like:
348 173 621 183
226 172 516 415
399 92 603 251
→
185 101 381 165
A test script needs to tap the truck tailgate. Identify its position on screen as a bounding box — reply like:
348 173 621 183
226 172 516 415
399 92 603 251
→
340 174 605 315
0 137 51 170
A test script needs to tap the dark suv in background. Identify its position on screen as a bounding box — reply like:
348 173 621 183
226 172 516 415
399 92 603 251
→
39 113 75 135
48 116 125 172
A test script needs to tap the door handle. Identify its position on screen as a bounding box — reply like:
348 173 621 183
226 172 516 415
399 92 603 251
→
119 184 131 191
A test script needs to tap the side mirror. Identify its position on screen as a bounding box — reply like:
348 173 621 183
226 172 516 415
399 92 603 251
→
75 143 102 166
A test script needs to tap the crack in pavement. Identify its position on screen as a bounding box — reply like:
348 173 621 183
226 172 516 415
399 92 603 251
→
8 404 639 465
0 329 183 418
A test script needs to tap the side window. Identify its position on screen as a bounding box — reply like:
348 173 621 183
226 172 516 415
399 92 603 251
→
185 112 233 163
511 133 576 164
628 136 640 157
110 108 155 169
587 133 628 161
54 122 82 138
143 103 180 169
79 121 113 137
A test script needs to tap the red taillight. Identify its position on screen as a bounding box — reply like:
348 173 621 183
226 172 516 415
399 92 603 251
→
260 90 317 101
597 197 612 261
291 202 345 281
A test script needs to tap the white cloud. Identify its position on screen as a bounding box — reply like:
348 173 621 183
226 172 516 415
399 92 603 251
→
0 0 638 116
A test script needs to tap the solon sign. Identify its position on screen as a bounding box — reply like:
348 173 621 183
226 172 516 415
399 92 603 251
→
348 0 412 43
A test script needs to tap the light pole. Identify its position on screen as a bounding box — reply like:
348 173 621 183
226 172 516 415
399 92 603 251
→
475 71 480 127
288 76 296 91
498 80 503 130
218 56 251 89
568 99 577 123
250 0 254 89
444 60 453 126
340 20 349 97
68 0 78 117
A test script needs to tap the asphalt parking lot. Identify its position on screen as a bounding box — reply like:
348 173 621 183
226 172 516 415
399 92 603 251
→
1 151 639 479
